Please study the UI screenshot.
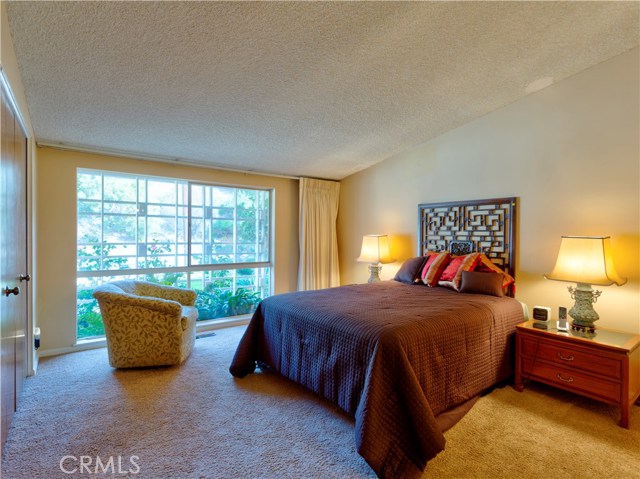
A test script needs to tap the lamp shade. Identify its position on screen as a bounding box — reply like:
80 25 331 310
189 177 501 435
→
356 235 394 264
544 236 626 286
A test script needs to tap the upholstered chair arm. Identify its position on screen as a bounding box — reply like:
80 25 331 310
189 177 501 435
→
134 283 197 306
93 289 183 316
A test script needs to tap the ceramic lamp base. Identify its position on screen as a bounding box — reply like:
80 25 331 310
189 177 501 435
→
367 264 382 283
568 282 602 330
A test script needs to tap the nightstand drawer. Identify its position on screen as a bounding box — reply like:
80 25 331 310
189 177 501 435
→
521 357 620 403
521 337 621 380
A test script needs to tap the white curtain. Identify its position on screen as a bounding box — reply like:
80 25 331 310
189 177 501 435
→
298 177 340 291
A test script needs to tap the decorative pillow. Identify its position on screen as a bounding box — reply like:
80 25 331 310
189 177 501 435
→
418 253 434 284
475 254 515 289
459 271 504 297
394 256 428 284
438 253 481 291
420 252 451 287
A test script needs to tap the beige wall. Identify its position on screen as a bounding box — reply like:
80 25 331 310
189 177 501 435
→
36 147 299 351
338 48 640 334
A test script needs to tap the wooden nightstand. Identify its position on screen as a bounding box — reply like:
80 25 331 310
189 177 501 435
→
515 320 640 428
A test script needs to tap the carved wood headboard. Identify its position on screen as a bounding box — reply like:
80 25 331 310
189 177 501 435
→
418 197 518 285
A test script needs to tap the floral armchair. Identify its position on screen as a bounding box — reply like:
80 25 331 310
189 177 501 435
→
92 280 198 368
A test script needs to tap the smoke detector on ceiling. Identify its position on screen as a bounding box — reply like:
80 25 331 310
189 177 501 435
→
525 77 554 94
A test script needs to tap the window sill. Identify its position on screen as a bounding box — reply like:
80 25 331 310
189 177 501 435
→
76 337 107 347
196 315 252 332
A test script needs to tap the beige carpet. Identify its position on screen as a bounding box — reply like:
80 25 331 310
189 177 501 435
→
2 326 638 479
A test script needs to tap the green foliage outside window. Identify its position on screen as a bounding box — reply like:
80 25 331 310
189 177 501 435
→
76 288 106 338
76 240 265 339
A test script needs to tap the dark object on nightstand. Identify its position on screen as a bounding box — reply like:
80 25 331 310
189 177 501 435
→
557 306 569 331
571 321 596 338
532 306 551 322
515 320 640 429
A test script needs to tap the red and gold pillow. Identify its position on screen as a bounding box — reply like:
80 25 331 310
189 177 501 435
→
475 254 515 290
420 252 451 287
416 251 437 281
438 253 481 291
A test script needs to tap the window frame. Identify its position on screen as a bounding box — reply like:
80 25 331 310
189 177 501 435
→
76 168 274 340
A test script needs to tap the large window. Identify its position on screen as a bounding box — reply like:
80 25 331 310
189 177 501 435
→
76 170 272 340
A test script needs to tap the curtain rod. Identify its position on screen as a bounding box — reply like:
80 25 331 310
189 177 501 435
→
37 141 301 181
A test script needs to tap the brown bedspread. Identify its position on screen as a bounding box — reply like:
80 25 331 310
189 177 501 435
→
229 281 524 478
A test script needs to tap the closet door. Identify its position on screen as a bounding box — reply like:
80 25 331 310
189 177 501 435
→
0 85 28 451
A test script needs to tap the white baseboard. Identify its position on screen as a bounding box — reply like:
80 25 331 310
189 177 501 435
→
38 338 106 358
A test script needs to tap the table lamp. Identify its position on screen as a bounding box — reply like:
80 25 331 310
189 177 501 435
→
544 236 626 333
357 235 394 283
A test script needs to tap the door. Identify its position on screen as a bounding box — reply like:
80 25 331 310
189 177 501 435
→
0 83 29 451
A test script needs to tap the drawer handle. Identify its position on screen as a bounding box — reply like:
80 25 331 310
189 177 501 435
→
556 373 574 383
557 353 574 361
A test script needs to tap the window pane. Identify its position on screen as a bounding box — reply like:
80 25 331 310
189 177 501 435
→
237 244 256 263
137 217 146 243
257 190 270 262
142 242 171 268
103 244 136 270
210 187 234 208
103 248 133 270
147 179 176 204
190 242 203 265
236 220 256 243
78 200 101 214
147 204 176 216
212 207 233 219
137 178 146 202
211 220 233 243
147 217 175 244
77 214 101 244
237 189 257 219
191 184 203 206
103 215 136 243
103 201 136 215
78 172 102 200
103 175 136 202
212 244 234 255
176 243 188 267
77 246 101 272
177 216 188 243
77 277 104 339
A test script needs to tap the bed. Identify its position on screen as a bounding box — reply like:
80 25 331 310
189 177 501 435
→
230 197 524 479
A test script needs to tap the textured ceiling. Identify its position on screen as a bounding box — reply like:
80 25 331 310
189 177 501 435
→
6 2 639 180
